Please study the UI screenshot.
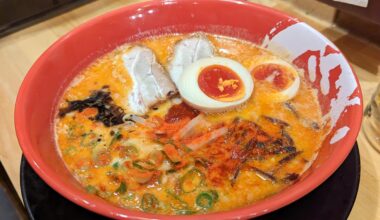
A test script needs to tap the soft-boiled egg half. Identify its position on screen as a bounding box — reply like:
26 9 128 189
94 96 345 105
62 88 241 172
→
177 57 254 112
250 59 300 102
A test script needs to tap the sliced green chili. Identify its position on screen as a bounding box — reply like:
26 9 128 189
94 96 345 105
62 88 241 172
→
180 168 204 193
141 193 159 212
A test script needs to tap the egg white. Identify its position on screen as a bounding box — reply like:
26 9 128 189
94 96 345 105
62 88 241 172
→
177 57 254 113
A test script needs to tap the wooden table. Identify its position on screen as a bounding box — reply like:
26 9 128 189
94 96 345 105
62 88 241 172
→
0 0 379 219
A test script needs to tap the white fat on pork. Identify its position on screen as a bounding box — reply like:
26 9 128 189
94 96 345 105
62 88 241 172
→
123 46 177 115
168 35 214 85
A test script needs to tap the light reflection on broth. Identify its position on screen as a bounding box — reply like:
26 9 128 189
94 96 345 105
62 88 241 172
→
55 33 328 215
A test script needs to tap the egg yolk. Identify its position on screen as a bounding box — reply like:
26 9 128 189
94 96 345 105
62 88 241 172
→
198 65 245 102
251 64 295 90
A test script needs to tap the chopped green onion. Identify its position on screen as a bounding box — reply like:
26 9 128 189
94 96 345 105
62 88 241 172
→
181 144 193 153
66 123 78 139
166 169 177 174
176 209 197 215
141 193 159 212
109 131 122 146
208 190 219 202
147 150 164 166
85 185 97 194
63 146 76 156
196 192 213 209
125 145 138 157
112 162 119 169
125 192 135 201
80 132 98 147
167 139 174 145
133 160 155 170
166 190 188 210
180 168 204 193
153 139 165 145
115 182 127 194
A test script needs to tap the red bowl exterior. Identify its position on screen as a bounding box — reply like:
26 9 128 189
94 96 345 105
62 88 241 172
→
14 0 363 219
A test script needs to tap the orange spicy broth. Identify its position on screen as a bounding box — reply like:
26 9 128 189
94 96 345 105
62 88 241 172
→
55 33 327 215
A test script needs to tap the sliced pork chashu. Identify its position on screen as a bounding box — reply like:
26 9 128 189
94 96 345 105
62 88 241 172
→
168 35 214 85
123 46 177 115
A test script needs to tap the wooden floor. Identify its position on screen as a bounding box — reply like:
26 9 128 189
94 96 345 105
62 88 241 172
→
0 0 379 219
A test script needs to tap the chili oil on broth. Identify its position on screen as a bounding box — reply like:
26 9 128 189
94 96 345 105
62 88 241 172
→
55 33 326 215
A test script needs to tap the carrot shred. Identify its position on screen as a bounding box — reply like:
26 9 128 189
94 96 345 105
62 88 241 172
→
163 144 181 163
186 127 228 151
95 150 111 166
174 160 188 170
155 118 190 137
129 169 154 184
257 133 270 142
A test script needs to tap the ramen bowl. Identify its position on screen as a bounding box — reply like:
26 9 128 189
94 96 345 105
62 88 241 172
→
15 0 362 219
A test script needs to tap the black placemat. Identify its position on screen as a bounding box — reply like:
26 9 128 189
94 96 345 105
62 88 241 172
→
20 144 360 220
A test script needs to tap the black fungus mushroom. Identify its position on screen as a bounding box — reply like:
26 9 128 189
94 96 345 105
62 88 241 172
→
59 87 126 127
